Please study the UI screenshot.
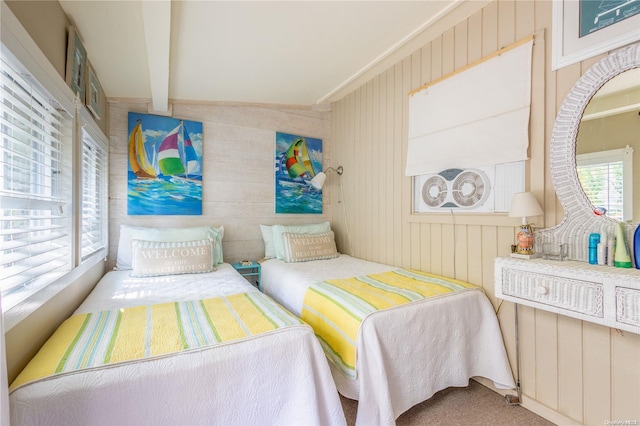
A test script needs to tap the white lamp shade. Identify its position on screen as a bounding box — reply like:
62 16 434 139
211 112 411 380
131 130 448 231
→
310 172 327 190
508 192 543 219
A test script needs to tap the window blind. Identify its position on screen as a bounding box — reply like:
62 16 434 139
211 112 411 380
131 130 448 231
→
577 146 633 221
0 57 72 306
81 130 107 260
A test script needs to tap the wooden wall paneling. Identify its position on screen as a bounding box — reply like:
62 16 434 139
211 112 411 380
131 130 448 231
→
519 304 537 399
535 310 559 408
515 0 535 40
420 43 431 88
354 87 364 258
497 0 516 48
393 61 403 266
365 80 374 261
467 9 482 64
371 77 380 263
466 225 482 286
454 21 468 71
454 223 469 282
419 223 431 271
481 1 498 56
557 316 584 423
344 92 356 256
400 56 412 268
431 36 443 81
582 322 612 424
430 224 443 275
375 71 389 262
441 28 455 77
385 67 395 265
441 223 455 278
409 50 422 270
481 225 499 303
611 332 640 420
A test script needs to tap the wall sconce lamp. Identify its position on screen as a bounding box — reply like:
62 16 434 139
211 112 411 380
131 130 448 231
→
508 191 544 258
310 166 343 190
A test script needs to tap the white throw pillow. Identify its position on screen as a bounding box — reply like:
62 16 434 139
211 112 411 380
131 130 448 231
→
116 225 224 270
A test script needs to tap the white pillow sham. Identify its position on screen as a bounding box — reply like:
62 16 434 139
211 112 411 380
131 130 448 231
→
281 231 339 263
116 224 224 270
130 238 215 277
271 222 331 260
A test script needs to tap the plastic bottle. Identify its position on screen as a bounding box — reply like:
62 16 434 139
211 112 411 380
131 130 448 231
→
597 240 606 265
588 233 600 265
614 223 632 268
634 225 640 269
607 234 615 266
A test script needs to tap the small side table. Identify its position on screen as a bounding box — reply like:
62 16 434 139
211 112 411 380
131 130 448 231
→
231 261 261 289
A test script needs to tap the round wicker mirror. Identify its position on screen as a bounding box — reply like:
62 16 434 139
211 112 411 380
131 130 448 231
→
537 42 640 262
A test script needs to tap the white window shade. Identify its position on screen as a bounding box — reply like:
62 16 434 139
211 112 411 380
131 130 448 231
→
406 38 534 176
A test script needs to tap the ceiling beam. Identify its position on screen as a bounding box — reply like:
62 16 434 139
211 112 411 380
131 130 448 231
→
140 0 171 113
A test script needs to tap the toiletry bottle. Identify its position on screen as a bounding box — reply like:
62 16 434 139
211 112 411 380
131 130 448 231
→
634 224 640 269
614 223 632 268
588 233 600 265
607 234 615 266
597 239 606 265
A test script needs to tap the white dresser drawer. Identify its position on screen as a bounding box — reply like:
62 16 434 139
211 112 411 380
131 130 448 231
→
495 257 640 334
501 268 604 318
616 287 640 327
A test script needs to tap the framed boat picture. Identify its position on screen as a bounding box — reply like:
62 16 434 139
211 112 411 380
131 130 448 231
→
127 112 203 215
85 62 102 119
274 131 323 214
65 26 87 99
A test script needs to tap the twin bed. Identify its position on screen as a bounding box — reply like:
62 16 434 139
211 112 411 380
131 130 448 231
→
9 225 346 425
261 255 516 425
9 223 515 425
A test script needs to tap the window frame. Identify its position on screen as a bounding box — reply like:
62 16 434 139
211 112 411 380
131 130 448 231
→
576 146 633 221
1 4 108 331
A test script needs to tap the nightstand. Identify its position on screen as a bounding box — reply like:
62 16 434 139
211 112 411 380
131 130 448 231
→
231 261 261 289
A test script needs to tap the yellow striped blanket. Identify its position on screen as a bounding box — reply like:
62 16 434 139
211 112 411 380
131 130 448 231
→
11 292 301 391
301 269 479 379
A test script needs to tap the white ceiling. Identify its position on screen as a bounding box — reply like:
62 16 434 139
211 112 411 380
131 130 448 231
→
58 0 475 110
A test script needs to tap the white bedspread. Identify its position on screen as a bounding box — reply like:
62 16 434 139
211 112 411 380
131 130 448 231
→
10 264 346 426
261 255 516 426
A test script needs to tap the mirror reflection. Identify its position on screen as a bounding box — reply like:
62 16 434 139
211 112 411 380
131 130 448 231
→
576 68 640 222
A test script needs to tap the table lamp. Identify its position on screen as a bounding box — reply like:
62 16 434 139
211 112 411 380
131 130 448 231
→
509 192 544 258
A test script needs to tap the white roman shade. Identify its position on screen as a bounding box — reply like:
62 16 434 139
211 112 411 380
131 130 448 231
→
406 37 534 176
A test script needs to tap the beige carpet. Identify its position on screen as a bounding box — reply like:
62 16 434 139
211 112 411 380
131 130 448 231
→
340 380 555 425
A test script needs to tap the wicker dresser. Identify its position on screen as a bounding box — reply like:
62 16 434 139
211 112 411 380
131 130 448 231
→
495 257 640 334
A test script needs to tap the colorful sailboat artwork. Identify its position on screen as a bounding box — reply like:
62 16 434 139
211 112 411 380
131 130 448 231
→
275 132 323 214
128 119 157 179
127 112 203 216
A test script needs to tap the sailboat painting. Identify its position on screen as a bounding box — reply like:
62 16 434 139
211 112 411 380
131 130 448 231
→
127 112 203 215
275 132 323 214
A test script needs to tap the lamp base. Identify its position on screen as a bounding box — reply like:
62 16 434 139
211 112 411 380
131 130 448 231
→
510 252 542 260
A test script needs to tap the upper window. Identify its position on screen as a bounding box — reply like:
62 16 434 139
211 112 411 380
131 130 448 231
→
0 57 73 310
577 146 633 221
81 128 107 261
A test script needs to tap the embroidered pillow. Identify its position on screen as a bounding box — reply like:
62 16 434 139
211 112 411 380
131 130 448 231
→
281 231 339 263
131 238 215 277
272 222 331 260
116 225 224 270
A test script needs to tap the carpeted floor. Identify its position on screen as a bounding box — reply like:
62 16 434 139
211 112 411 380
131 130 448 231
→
340 380 555 425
